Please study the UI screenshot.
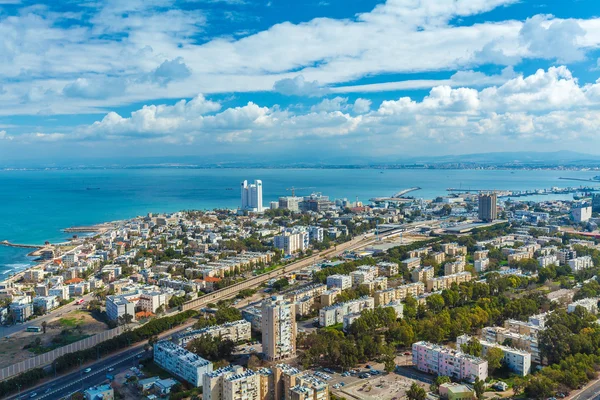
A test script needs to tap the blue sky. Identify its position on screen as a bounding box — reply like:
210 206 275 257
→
2 0 600 164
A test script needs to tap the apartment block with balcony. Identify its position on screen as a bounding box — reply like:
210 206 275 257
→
153 340 213 387
412 341 488 382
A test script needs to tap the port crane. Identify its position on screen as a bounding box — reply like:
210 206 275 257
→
286 186 315 197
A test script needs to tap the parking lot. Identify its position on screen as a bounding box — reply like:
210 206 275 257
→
326 355 431 400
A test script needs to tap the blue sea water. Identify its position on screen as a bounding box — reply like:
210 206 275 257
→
0 168 597 279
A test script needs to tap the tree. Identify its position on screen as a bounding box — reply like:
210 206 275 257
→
41 321 47 334
485 346 504 374
431 376 451 393
426 293 445 313
407 383 426 400
247 354 261 370
474 377 485 400
512 376 526 396
460 338 482 357
215 307 242 324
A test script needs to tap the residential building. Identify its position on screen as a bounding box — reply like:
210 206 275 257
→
242 306 262 332
320 288 342 307
572 206 592 223
319 296 374 327
308 226 324 243
444 261 465 275
412 341 488 382
568 256 594 272
401 257 421 270
138 291 167 313
262 296 296 361
439 383 475 400
411 266 434 283
568 297 600 314
326 274 352 290
84 384 114 400
204 365 260 400
173 320 252 347
557 249 577 266
457 335 531 376
426 272 472 292
105 295 136 322
278 196 301 212
274 232 307 256
538 255 559 268
377 262 399 276
10 302 32 322
241 180 263 212
478 193 498 222
33 296 58 312
474 258 489 273
153 340 213 387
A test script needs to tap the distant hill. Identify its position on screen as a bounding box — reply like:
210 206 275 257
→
402 151 600 165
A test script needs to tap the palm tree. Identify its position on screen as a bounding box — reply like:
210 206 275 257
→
41 321 47 334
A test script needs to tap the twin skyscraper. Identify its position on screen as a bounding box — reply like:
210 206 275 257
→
240 179 263 212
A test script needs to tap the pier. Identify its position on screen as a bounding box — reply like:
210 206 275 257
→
370 187 421 202
0 240 43 249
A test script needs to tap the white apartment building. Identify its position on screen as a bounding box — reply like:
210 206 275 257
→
568 256 594 272
444 261 465 275
412 341 488 382
308 226 324 243
105 295 136 321
262 296 296 361
457 335 531 376
411 266 434 283
572 206 592 222
274 231 307 256
241 180 263 212
153 340 213 387
49 285 69 301
138 291 167 313
326 274 352 290
538 255 559 268
474 258 489 273
173 320 252 347
319 296 375 327
568 297 600 314
33 296 58 312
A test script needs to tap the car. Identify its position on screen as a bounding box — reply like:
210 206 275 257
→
108 367 115 372
403 352 411 356
323 368 333 373
136 354 143 359
359 373 370 379
44 388 52 394
84 368 92 373
30 393 37 398
340 382 345 387
366 365 372 369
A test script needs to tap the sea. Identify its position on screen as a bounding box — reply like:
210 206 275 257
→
1 168 598 280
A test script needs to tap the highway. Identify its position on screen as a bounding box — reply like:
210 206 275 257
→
569 379 600 400
2 223 427 398
7 347 150 400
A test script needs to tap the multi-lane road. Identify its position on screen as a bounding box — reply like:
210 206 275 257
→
4 223 427 399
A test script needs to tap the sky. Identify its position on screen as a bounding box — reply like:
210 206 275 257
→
2 0 600 164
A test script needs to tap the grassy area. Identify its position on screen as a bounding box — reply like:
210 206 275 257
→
58 317 81 327
322 323 343 332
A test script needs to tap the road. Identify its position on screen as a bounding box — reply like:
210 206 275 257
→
1 293 95 338
6 347 149 400
569 378 600 400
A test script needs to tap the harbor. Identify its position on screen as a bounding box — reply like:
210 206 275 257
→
447 185 600 198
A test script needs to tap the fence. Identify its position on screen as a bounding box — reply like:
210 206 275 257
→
0 326 125 381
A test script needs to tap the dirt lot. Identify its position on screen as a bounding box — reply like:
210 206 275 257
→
342 373 429 400
0 309 108 368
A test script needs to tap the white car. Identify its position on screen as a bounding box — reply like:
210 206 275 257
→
84 368 92 373
108 367 115 372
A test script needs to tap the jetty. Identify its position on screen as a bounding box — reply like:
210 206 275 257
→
370 187 421 203
62 224 112 233
0 240 43 249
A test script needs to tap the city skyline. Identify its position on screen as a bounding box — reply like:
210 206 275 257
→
1 0 600 163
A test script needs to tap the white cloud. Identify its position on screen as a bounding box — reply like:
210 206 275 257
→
353 98 371 114
9 66 596 154
149 58 192 86
519 15 587 62
0 130 13 140
311 97 348 112
273 76 328 97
